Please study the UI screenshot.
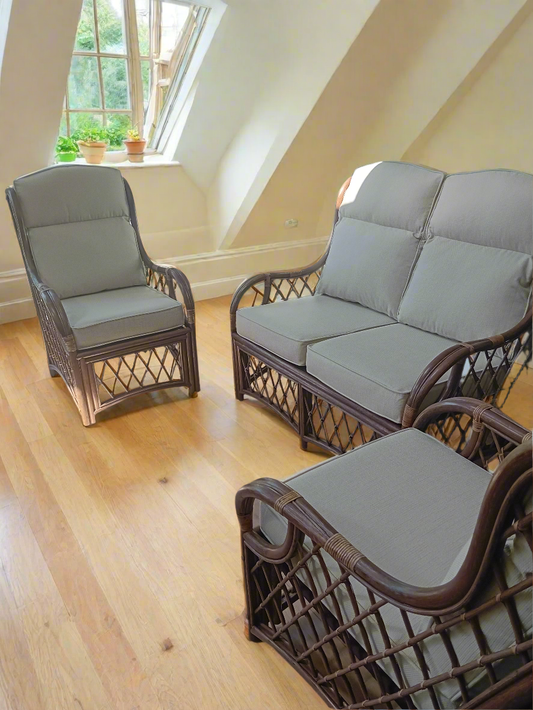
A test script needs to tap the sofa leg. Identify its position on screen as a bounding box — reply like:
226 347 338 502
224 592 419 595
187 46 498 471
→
244 617 261 643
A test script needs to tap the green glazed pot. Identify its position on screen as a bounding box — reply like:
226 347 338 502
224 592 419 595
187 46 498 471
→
56 152 77 163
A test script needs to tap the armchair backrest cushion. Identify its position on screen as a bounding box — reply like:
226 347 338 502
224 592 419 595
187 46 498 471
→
13 164 146 299
317 161 445 317
398 170 533 342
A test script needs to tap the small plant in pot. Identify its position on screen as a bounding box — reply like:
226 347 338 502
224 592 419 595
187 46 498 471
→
124 128 147 163
55 136 79 163
73 128 108 165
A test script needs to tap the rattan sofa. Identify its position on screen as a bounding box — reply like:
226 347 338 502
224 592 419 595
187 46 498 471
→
231 162 532 454
236 397 532 709
6 164 200 425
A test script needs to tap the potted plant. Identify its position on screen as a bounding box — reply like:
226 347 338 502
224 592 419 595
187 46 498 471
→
124 128 147 163
55 136 79 163
73 128 108 165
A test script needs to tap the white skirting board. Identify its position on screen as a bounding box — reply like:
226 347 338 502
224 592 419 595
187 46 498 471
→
0 236 328 324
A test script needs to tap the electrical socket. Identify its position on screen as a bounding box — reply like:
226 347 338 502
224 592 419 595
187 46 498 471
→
284 218 299 228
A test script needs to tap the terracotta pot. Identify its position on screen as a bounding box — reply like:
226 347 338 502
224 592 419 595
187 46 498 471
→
124 139 147 163
77 141 108 165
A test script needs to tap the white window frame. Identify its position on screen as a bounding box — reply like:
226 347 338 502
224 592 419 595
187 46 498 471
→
64 0 209 144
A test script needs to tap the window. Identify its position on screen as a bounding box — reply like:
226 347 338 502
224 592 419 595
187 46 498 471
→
62 0 209 149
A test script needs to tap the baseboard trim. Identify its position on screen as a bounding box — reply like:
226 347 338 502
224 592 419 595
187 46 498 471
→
0 236 328 324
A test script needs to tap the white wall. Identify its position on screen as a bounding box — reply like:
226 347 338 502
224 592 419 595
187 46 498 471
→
0 0 83 274
203 0 381 249
120 165 210 260
232 0 530 247
404 9 533 174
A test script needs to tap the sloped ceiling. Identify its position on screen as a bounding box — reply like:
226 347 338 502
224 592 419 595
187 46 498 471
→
231 0 531 249
0 0 82 273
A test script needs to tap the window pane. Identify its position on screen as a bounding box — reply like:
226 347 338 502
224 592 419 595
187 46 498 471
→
101 57 130 109
75 0 96 52
69 112 103 134
68 55 102 109
59 113 67 136
141 59 150 109
136 0 150 56
161 2 190 56
106 113 131 147
96 0 126 54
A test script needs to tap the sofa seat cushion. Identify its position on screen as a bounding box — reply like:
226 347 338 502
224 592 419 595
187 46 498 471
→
317 161 444 317
306 323 457 423
61 286 185 350
260 429 531 707
263 428 491 587
235 295 394 366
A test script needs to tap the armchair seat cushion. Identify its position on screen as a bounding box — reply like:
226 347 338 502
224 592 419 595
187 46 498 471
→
260 429 531 707
61 286 185 350
262 428 490 586
236 295 394 366
306 323 457 422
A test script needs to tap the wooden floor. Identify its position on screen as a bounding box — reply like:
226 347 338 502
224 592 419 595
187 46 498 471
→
0 295 531 710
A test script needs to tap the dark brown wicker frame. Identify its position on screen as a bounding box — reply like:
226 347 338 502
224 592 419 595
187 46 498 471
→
236 397 533 709
6 172 200 426
230 178 532 455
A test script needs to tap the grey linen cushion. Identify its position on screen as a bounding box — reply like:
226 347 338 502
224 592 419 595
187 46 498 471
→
14 164 146 299
236 295 394 366
398 236 532 342
317 161 444 317
61 286 185 349
260 428 531 707
28 217 146 299
306 323 457 423
398 169 533 342
13 164 130 228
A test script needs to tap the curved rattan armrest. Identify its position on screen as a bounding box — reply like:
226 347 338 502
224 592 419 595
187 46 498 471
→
146 260 195 311
229 178 351 329
26 271 74 345
413 396 529 445
402 311 532 427
122 178 195 323
229 255 327 321
236 439 531 616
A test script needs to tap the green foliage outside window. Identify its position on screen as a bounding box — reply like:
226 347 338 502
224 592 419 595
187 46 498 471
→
64 0 147 148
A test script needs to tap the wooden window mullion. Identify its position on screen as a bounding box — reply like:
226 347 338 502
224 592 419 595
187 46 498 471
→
92 0 106 123
124 0 144 132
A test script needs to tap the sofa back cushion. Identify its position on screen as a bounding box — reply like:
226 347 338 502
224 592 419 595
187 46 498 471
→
317 161 445 317
14 164 146 299
398 170 533 342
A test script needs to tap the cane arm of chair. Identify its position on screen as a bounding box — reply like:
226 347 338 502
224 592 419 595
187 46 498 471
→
402 312 532 428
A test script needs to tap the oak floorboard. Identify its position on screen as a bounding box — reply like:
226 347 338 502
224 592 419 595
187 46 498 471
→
0 295 530 710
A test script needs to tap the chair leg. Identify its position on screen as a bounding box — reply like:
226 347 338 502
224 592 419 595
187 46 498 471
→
233 340 246 401
78 360 97 426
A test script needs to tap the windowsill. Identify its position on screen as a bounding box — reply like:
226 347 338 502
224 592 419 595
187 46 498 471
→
64 153 180 169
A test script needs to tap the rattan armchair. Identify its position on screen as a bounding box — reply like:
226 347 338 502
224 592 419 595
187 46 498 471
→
6 164 200 425
236 397 532 709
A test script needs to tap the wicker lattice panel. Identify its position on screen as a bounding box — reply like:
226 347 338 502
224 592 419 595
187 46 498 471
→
304 395 378 454
94 344 184 404
268 270 322 302
247 515 532 709
242 355 300 428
